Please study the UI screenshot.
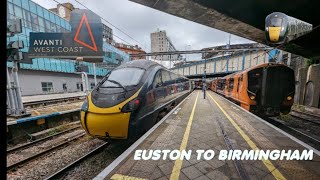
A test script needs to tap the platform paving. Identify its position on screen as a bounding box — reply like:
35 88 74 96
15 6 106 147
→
100 90 320 180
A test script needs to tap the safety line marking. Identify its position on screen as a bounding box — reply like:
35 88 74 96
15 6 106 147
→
49 107 59 112
208 93 286 180
33 110 41 116
110 174 148 180
170 91 199 180
93 93 193 180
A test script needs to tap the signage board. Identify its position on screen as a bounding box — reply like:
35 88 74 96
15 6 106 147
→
28 10 103 62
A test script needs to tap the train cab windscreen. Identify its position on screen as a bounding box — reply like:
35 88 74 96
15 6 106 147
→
91 67 145 108
269 18 283 27
101 68 145 87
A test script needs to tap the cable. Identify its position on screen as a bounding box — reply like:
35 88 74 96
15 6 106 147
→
51 0 134 46
74 0 148 51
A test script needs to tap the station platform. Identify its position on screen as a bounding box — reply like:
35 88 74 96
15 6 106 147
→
95 90 320 180
22 92 85 103
7 92 85 125
7 101 82 125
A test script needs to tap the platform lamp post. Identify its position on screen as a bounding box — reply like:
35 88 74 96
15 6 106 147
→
7 18 30 117
76 57 90 96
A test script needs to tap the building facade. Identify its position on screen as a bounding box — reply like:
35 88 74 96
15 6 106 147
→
150 30 182 61
49 2 77 21
7 0 129 96
103 24 113 44
115 43 146 60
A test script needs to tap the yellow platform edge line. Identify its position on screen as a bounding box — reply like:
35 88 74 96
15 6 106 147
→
110 173 148 180
208 93 286 180
170 91 199 180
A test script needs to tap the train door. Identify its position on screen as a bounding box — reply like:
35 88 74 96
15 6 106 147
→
228 78 234 98
234 77 239 100
237 74 243 101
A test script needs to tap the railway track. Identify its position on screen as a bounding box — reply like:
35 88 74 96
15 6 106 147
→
290 109 320 126
7 132 86 171
7 126 80 154
265 117 320 150
45 142 109 180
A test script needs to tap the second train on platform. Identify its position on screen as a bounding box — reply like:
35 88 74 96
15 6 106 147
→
209 63 295 116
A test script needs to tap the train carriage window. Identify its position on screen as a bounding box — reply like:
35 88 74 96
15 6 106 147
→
228 78 235 92
170 73 178 83
153 70 162 88
162 71 171 85
217 79 226 90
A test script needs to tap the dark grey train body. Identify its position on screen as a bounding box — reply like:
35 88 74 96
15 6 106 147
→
80 60 192 140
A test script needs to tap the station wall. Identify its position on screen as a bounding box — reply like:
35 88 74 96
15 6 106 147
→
8 69 103 96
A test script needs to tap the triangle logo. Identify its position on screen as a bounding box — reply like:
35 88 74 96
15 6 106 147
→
74 13 98 52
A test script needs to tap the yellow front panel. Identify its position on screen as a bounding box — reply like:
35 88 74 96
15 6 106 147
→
268 27 281 42
80 87 143 139
85 112 131 139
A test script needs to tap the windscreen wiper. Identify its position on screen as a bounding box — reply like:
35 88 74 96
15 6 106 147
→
96 79 127 95
106 79 127 92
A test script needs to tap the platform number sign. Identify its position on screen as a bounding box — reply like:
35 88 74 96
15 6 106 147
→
28 10 103 62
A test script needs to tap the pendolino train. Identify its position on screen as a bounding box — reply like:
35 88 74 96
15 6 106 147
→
80 60 192 140
210 63 295 116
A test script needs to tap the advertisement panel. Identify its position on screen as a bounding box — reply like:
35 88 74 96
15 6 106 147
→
28 9 103 62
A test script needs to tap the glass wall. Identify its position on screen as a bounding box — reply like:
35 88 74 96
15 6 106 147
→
7 0 129 76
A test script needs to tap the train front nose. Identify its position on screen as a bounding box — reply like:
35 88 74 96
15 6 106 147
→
80 111 131 139
268 27 281 42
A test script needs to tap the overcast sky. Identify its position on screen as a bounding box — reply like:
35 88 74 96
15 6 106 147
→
32 0 254 67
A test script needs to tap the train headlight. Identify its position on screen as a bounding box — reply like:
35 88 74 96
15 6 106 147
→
81 97 89 112
121 98 140 113
287 96 292 100
250 96 255 100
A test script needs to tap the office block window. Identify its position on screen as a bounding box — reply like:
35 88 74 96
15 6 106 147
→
41 82 54 93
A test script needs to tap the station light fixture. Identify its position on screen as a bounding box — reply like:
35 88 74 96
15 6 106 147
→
250 96 255 100
7 40 25 61
287 96 292 101
7 18 22 36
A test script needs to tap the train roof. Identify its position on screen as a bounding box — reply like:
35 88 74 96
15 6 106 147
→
223 62 289 79
116 60 165 70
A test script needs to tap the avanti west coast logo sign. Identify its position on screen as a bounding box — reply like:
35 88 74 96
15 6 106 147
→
28 9 103 62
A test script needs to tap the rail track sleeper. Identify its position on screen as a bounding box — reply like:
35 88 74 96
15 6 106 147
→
45 142 109 180
266 117 320 150
7 126 81 154
7 133 86 171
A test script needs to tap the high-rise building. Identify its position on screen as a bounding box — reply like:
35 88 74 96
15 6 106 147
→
103 24 113 43
150 30 182 62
